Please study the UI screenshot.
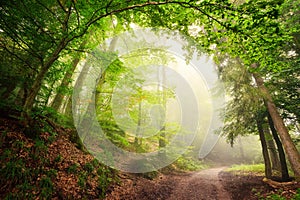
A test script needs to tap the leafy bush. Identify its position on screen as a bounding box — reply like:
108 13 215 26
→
174 156 207 171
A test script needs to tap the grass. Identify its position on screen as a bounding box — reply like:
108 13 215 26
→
226 163 265 175
226 164 300 200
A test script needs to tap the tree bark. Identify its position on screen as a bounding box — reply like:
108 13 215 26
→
22 39 67 124
257 119 272 179
158 66 167 148
264 124 281 171
1 82 17 100
51 40 87 112
238 136 245 162
253 72 300 180
135 100 142 147
267 112 290 181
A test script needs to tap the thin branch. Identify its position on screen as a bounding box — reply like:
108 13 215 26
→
71 0 80 28
1 25 42 60
106 0 114 14
62 2 73 33
178 2 226 27
0 7 45 60
70 1 173 42
36 1 63 24
21 14 58 46
0 43 38 72
65 47 89 53
178 1 265 45
57 0 67 13
87 1 172 27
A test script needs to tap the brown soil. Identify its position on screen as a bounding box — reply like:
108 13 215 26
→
105 167 235 200
219 171 270 200
1 117 298 200
105 168 299 200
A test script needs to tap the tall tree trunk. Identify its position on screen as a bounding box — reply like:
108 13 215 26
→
62 95 72 116
134 100 142 147
257 119 272 179
158 66 166 149
15 86 26 108
263 124 281 171
75 37 118 142
267 112 290 181
238 136 245 162
22 39 67 124
253 71 300 180
51 40 87 112
1 83 17 101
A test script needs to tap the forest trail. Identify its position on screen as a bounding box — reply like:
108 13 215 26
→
166 167 231 200
106 167 232 200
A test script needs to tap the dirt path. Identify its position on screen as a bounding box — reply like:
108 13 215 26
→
167 167 231 200
106 167 232 200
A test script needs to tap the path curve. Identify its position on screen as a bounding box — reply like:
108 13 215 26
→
105 167 231 200
167 167 231 200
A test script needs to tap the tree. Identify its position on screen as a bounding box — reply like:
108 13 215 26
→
51 40 87 112
267 113 290 181
253 72 300 179
257 115 272 179
264 125 281 171
1 0 299 178
0 0 175 123
215 54 292 180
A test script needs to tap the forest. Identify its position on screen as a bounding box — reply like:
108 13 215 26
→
0 0 300 199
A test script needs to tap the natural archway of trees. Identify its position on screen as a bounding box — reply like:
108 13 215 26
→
1 1 299 197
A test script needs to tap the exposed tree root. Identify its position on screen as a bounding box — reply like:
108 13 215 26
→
263 178 299 190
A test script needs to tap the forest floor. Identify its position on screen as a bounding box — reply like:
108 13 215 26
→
106 167 299 200
106 167 262 200
0 117 299 199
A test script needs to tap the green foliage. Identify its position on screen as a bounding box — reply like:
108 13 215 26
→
67 163 79 174
34 106 74 129
34 139 47 152
83 162 94 173
139 171 159 180
265 194 286 200
1 0 300 197
0 152 38 199
215 55 263 145
70 159 116 198
97 166 114 198
226 164 265 174
0 130 7 147
78 171 88 189
0 158 26 183
254 188 300 200
46 169 58 179
39 176 54 199
293 189 300 200
174 156 207 171
54 154 63 163
0 117 119 199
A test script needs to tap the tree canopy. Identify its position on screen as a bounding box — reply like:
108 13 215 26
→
0 0 299 180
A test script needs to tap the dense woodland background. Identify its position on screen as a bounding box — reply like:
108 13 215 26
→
0 0 300 199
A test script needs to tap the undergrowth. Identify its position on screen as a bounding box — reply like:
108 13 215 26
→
0 116 116 199
173 156 208 171
228 164 300 200
226 163 265 174
253 188 300 200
